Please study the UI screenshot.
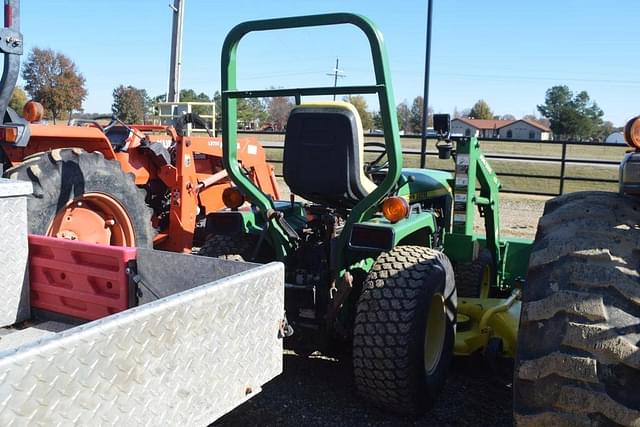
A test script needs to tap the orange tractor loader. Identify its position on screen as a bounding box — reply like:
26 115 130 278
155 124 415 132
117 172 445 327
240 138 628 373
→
0 106 279 252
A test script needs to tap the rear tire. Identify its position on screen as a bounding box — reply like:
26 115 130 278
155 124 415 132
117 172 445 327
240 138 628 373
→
5 148 154 247
454 249 494 297
353 245 457 415
514 191 640 426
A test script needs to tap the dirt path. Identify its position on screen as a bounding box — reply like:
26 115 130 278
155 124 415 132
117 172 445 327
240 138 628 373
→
479 193 548 240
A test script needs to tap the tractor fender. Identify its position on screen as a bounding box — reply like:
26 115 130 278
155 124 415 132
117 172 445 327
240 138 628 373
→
347 211 437 253
205 209 263 236
1 123 117 166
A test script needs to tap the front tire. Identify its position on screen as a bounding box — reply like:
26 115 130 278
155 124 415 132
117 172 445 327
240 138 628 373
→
198 233 259 261
5 148 154 247
514 191 640 426
352 245 457 415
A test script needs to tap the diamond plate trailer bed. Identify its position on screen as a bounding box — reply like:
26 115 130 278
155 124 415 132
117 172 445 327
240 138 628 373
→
0 180 285 426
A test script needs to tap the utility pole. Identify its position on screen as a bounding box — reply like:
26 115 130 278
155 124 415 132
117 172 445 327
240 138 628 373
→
326 58 346 100
168 0 185 103
420 0 434 168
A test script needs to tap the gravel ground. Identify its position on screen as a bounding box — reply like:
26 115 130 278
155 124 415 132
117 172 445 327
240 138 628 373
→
215 351 514 427
480 193 548 240
214 193 547 426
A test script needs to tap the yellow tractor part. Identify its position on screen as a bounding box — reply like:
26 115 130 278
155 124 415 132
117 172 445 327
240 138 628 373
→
454 290 521 358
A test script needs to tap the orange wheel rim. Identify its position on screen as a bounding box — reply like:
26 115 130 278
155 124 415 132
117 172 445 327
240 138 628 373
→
47 192 135 246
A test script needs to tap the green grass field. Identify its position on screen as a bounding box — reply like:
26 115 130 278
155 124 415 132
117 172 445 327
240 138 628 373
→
248 133 625 195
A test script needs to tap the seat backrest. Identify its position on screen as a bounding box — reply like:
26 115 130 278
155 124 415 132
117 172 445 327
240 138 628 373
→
104 126 130 151
283 102 376 208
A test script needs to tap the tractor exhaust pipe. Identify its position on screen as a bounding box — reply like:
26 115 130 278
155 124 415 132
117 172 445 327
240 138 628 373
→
0 0 22 122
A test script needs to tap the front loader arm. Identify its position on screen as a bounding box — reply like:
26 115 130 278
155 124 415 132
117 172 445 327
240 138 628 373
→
446 136 503 281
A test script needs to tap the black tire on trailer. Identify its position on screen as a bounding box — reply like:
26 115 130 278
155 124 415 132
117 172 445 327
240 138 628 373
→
514 191 640 426
454 249 494 298
197 233 258 261
4 148 154 248
353 245 457 415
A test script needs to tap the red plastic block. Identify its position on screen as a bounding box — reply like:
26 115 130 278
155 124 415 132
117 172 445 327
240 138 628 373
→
28 235 137 321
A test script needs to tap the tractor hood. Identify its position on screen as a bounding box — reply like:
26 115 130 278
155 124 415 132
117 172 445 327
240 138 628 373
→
398 168 452 202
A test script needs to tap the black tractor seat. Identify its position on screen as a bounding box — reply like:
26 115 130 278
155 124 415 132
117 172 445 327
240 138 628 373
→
283 102 376 208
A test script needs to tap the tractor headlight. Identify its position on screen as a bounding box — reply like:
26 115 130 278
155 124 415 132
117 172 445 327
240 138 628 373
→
23 101 44 123
382 196 409 223
222 187 246 209
620 116 640 195
624 116 640 148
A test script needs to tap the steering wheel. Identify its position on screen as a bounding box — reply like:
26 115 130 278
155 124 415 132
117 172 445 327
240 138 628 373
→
68 115 118 133
93 115 119 133
364 142 389 174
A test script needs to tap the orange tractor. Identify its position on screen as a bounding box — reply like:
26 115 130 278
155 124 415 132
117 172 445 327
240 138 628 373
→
0 104 279 252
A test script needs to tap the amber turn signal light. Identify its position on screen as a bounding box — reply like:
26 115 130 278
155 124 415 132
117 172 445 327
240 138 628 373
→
0 126 18 143
625 116 640 149
23 100 44 123
222 187 245 209
382 196 409 223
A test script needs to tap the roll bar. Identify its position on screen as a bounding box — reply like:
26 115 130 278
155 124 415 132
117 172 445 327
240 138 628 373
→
220 13 401 257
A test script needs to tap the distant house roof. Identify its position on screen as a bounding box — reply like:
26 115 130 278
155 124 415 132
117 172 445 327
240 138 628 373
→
515 119 551 132
453 117 551 133
453 118 513 130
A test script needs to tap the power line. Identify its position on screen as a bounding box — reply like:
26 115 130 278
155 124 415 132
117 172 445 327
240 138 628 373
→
326 58 346 100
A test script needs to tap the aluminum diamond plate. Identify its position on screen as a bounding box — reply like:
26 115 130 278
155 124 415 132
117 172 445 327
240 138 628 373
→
0 179 31 327
0 260 284 426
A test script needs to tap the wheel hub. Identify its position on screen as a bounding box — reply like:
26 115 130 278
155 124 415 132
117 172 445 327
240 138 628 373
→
47 192 135 246
424 292 447 375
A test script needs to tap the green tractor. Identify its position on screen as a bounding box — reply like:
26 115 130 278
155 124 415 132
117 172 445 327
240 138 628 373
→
202 13 639 424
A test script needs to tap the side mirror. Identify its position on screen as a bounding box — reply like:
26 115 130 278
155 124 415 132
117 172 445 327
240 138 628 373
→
433 113 450 138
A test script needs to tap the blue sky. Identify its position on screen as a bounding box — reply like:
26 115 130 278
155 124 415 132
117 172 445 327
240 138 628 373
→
21 0 640 126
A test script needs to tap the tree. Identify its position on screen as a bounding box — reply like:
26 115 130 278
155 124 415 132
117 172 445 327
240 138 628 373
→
595 121 618 142
453 107 470 119
343 95 373 130
153 89 214 122
178 89 212 117
237 98 267 128
112 85 150 123
213 91 221 127
9 86 27 113
469 99 493 119
372 110 383 130
396 101 411 133
265 95 294 131
408 96 433 134
22 47 87 123
498 114 516 120
537 85 604 140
